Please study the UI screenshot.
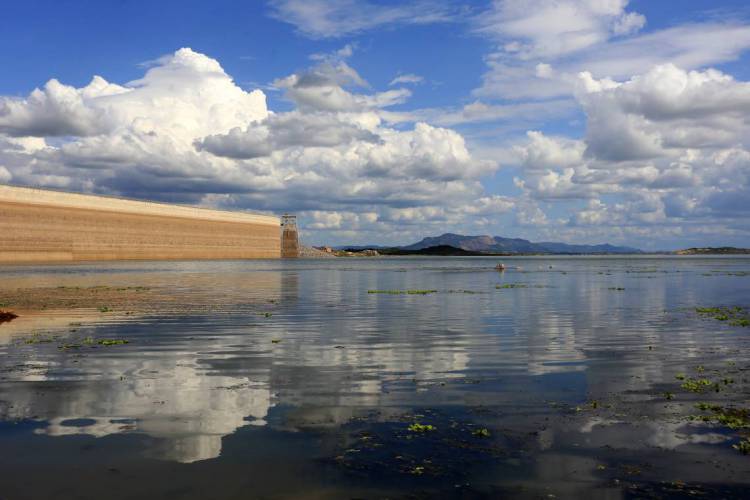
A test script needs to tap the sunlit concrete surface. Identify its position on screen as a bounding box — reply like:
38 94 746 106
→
0 185 280 262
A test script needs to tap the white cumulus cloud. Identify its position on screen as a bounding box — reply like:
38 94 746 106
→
507 64 750 239
0 47 506 245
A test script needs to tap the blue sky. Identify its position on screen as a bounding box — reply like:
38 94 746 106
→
1 1 750 249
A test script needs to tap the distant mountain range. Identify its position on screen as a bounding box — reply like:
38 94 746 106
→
381 233 642 255
402 233 641 254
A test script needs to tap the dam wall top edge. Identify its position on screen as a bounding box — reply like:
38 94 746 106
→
0 184 280 227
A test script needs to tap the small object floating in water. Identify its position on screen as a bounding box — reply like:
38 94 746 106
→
495 263 506 271
0 310 19 324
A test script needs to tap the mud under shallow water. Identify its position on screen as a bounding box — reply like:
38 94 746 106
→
0 256 749 499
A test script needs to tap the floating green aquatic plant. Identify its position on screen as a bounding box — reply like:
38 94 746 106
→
695 306 749 327
408 423 436 433
24 333 55 344
472 428 491 438
695 402 717 411
703 271 750 277
98 339 129 346
368 290 437 295
734 439 750 455
693 403 750 430
495 283 527 289
681 378 712 392
58 344 81 350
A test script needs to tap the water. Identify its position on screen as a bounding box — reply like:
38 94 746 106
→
0 256 749 498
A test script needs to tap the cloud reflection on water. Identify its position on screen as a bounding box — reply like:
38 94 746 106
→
0 257 748 469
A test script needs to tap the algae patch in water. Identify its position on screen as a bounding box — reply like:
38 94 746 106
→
368 290 438 295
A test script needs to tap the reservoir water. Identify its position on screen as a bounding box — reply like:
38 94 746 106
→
0 256 749 498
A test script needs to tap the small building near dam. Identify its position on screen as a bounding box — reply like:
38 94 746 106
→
0 184 285 263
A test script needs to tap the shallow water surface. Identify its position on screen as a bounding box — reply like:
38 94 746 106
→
0 256 749 498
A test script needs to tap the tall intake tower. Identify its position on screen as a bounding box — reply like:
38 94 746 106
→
280 214 299 258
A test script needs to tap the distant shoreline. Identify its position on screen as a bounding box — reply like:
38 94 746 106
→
675 247 750 255
325 244 750 257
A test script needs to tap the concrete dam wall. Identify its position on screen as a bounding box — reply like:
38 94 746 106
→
0 185 281 263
